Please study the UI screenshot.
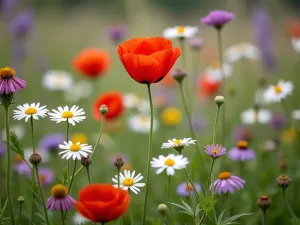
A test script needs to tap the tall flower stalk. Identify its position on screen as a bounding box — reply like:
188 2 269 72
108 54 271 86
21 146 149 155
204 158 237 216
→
168 176 176 225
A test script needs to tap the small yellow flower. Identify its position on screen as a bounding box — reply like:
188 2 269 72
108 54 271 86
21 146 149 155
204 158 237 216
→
72 132 88 144
283 128 297 144
161 107 182 126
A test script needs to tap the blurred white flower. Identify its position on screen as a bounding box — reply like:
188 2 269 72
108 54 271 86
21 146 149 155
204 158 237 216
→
13 103 48 122
58 141 92 160
205 61 233 82
42 70 73 91
263 80 293 103
73 212 89 224
112 170 145 194
123 93 140 108
65 80 93 103
292 110 300 120
128 114 159 133
2 124 25 140
241 108 271 124
163 26 198 39
137 99 150 113
291 38 300 53
224 42 259 63
48 105 86 126
161 138 196 149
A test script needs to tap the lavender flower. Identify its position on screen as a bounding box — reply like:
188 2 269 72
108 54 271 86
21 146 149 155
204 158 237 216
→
177 182 201 197
47 184 75 211
0 142 6 157
204 144 226 159
0 67 26 94
228 140 255 161
14 155 31 176
38 168 54 186
107 24 127 43
270 113 286 130
11 11 34 39
201 10 234 29
189 38 205 50
214 172 245 194
39 133 65 152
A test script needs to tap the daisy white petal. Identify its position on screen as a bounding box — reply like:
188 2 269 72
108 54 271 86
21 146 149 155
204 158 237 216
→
112 170 145 194
58 141 92 160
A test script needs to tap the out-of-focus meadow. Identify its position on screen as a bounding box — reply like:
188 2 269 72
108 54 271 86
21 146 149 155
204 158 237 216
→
1 0 300 224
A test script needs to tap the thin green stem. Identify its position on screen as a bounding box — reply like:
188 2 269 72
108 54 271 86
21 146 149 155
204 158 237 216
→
281 100 291 128
262 210 266 225
4 106 15 225
86 167 91 185
17 202 23 225
142 84 154 225
117 168 120 188
30 117 36 153
168 176 176 225
179 38 186 70
199 213 206 225
61 208 65 225
212 106 221 145
207 160 215 194
183 170 195 211
68 160 77 194
183 168 200 200
35 165 50 225
66 121 70 183
282 188 298 222
73 116 105 178
128 190 133 225
217 29 226 145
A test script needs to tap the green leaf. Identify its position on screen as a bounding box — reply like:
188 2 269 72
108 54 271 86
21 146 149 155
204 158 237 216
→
8 131 24 158
214 210 254 225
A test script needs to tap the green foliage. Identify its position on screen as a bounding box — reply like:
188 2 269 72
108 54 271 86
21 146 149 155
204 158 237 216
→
9 131 24 158
170 199 201 219
214 210 254 225
200 194 218 215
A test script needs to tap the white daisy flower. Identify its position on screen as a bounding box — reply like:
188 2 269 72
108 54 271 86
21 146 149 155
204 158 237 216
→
112 170 145 194
48 105 86 126
13 103 48 122
151 154 189 176
161 138 196 150
58 141 92 160
241 108 271 124
73 212 89 225
291 38 300 53
123 93 140 109
42 70 73 91
263 80 294 103
224 42 259 63
163 26 198 39
2 124 25 140
65 80 93 103
205 61 233 82
128 114 159 133
292 110 300 120
137 99 150 113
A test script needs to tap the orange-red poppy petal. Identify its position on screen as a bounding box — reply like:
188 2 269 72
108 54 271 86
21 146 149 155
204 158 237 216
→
150 48 173 78
146 37 173 52
121 38 146 53
75 202 97 222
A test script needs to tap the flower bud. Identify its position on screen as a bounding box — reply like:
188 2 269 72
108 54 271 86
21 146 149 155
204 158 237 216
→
81 156 92 167
157 203 168 215
17 196 24 204
171 69 187 83
257 195 272 210
214 96 225 106
100 105 108 116
114 156 124 168
29 153 42 165
276 174 291 189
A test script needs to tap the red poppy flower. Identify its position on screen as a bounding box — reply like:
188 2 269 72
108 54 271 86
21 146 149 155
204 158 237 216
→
72 48 110 78
75 184 130 223
117 37 181 84
93 92 124 121
198 74 220 97
286 19 300 38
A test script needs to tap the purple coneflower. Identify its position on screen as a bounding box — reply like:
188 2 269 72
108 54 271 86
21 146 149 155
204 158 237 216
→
228 140 255 161
177 182 201 197
0 67 26 94
38 168 54 186
47 184 75 211
107 24 127 43
201 10 234 29
11 11 34 39
204 144 226 159
39 133 65 152
0 142 6 157
214 172 245 194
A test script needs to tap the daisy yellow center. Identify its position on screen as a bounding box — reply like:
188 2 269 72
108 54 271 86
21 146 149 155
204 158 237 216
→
62 111 73 118
237 140 249 149
161 107 182 126
51 184 68 199
218 171 231 179
274 85 282 94
69 144 81 152
185 184 194 191
173 139 182 145
122 178 134 186
0 67 16 78
72 132 88 144
212 145 222 155
25 107 37 115
177 26 185 34
164 158 175 166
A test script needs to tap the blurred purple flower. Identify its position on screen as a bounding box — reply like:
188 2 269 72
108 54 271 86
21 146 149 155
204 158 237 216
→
38 168 54 186
14 161 31 176
1 0 16 14
189 38 205 50
152 88 174 107
252 3 276 72
201 10 234 29
192 117 206 132
228 141 255 161
107 24 127 43
232 126 252 142
0 142 6 157
39 133 65 152
11 11 34 39
270 113 286 130
177 182 201 197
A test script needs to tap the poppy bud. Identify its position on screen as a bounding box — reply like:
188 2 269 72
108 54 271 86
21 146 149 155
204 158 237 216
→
171 69 187 83
100 105 108 116
81 156 92 167
276 174 291 189
114 156 124 168
18 196 24 204
214 96 225 106
257 195 272 210
29 153 42 165
157 203 168 215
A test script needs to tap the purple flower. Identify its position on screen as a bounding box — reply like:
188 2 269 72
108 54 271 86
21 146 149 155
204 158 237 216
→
201 10 234 29
47 184 75 211
214 172 245 194
228 141 255 161
107 24 127 43
270 113 286 130
192 117 206 132
0 142 6 157
38 168 54 186
11 11 34 39
39 133 65 152
0 67 26 94
189 38 204 50
14 160 31 176
177 182 201 197
232 126 252 142
204 144 226 159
